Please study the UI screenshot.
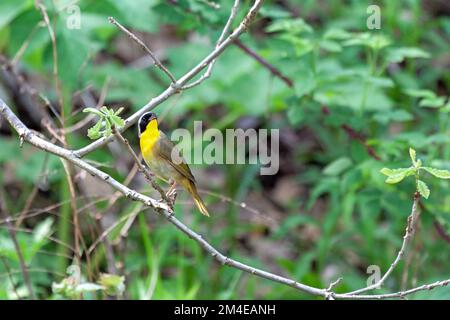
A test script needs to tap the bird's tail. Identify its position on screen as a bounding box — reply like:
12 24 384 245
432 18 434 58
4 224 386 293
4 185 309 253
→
184 180 210 216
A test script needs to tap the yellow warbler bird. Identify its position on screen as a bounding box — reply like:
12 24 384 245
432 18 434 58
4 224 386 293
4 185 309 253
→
138 112 209 216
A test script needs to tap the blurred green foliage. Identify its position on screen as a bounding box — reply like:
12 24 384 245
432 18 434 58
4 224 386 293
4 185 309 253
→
0 0 449 299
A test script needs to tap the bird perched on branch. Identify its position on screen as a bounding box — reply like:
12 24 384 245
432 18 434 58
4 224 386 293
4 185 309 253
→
138 112 209 216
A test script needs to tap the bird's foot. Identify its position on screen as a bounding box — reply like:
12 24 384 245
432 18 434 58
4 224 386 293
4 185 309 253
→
166 190 177 209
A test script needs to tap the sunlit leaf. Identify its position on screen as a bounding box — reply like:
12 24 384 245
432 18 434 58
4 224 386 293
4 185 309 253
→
422 167 450 179
409 147 417 165
417 180 430 199
386 47 430 63
83 107 104 117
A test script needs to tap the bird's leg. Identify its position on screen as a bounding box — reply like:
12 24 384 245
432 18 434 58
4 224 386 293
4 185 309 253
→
166 181 177 197
164 181 177 209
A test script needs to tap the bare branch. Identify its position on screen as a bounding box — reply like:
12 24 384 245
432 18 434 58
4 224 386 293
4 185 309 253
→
334 278 450 300
108 17 177 84
233 39 294 88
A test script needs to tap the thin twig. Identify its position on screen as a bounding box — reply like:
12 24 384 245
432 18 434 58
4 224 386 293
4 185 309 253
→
321 106 381 161
334 278 450 300
108 17 177 84
434 220 450 243
233 38 294 88
35 0 64 122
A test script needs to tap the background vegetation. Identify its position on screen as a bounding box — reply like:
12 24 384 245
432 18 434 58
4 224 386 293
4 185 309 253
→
0 0 449 299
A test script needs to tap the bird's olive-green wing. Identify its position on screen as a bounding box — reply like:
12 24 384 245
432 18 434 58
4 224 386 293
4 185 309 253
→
156 131 196 183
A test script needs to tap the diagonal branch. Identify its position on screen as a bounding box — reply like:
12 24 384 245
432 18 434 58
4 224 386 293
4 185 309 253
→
233 38 294 88
108 17 177 84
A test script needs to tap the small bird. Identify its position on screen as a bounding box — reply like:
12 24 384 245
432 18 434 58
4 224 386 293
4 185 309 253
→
138 112 209 216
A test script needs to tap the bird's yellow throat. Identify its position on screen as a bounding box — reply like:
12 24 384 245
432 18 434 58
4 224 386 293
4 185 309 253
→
140 119 160 157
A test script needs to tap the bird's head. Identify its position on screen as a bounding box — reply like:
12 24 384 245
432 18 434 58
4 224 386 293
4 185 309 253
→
138 112 158 137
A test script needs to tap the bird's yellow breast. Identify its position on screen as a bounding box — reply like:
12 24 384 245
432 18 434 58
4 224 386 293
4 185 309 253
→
140 119 160 160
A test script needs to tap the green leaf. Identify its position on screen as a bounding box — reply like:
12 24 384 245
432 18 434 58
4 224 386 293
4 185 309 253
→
323 28 352 40
114 107 124 115
105 0 160 33
32 217 53 243
373 110 413 125
386 47 430 64
441 99 450 112
344 33 391 50
422 167 450 179
385 173 408 184
104 118 112 137
98 274 125 296
380 168 395 176
417 180 430 199
83 107 104 117
75 283 104 293
380 167 414 184
323 157 353 176
52 25 92 90
380 167 412 176
0 0 31 30
319 39 342 53
110 115 125 128
87 120 103 140
366 76 394 88
419 96 446 108
404 89 436 99
287 104 306 126
100 106 109 114
266 18 313 35
409 147 417 165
